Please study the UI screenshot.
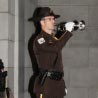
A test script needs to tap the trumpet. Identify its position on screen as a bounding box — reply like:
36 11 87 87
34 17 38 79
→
54 20 86 39
56 20 85 32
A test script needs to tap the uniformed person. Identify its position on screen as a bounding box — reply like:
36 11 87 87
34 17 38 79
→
28 7 74 98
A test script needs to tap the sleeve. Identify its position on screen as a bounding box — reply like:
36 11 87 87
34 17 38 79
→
55 31 73 48
34 31 73 53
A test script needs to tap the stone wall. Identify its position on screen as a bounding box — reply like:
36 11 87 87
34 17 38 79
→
0 0 98 98
37 0 98 98
24 0 38 98
0 0 15 96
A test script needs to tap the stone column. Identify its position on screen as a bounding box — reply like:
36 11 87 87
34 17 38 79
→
0 0 25 98
14 0 25 98
24 0 38 98
0 0 15 97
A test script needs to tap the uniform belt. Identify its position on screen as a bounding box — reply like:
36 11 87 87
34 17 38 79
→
38 69 64 85
47 71 64 80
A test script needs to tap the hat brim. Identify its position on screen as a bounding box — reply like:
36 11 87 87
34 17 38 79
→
53 14 60 18
28 17 40 22
28 14 60 22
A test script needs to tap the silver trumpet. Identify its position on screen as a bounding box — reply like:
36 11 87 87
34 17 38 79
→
54 20 86 39
56 20 86 32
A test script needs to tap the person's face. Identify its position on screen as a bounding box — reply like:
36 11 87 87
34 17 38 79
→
41 16 55 31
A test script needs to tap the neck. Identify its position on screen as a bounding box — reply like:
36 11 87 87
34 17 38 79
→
45 29 53 35
42 28 53 35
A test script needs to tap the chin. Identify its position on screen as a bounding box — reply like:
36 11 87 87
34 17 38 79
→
51 27 55 30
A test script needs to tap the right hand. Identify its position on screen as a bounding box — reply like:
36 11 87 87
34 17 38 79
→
65 22 75 32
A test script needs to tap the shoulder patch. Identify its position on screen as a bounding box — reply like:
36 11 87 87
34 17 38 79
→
37 37 45 44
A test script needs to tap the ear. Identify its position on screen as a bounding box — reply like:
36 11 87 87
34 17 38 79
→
40 20 44 26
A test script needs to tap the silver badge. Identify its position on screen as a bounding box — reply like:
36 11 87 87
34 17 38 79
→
37 38 45 44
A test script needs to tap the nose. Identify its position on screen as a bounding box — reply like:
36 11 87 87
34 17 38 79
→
52 19 55 24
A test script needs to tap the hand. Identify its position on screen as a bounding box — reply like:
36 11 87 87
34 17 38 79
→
65 22 75 32
65 88 67 95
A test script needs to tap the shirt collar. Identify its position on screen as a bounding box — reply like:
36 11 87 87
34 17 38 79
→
40 30 56 43
41 30 53 39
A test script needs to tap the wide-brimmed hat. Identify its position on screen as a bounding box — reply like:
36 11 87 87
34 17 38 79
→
28 7 60 22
